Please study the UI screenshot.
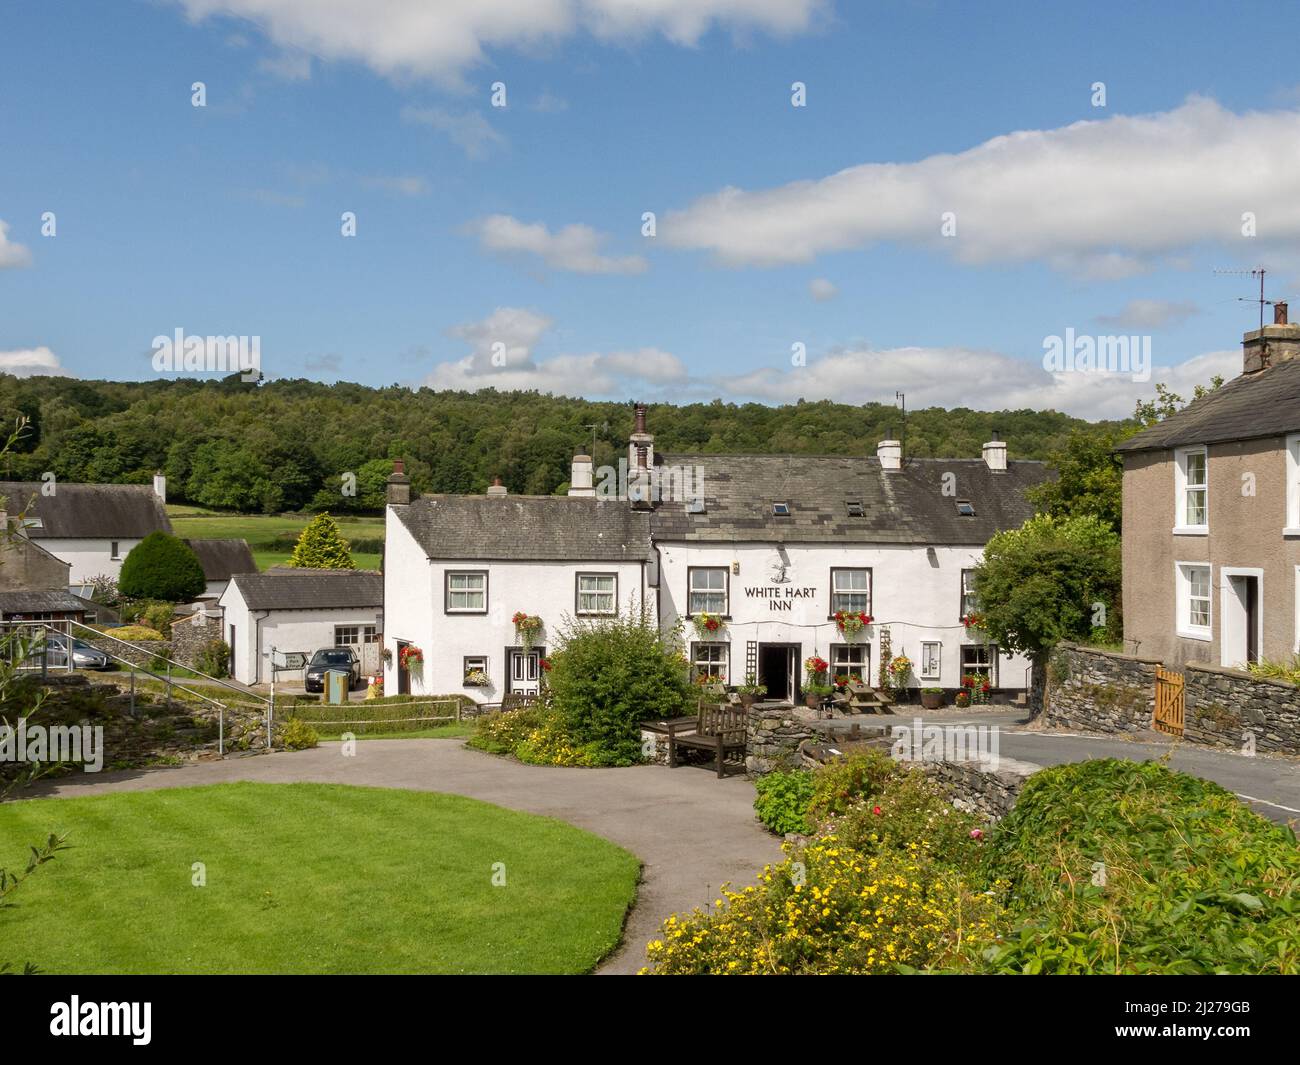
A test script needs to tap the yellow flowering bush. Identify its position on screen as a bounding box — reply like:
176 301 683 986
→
469 702 604 766
643 838 1001 975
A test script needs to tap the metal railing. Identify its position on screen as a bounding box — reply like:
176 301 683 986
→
3 620 238 756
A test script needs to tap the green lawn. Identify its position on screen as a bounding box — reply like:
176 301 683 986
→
166 506 384 572
0 782 639 974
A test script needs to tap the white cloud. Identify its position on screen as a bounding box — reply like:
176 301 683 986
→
663 97 1300 277
426 308 686 396
1095 299 1199 330
0 221 32 270
808 277 838 301
0 347 72 377
723 344 1242 421
468 214 647 275
257 48 311 80
170 0 824 84
402 106 505 159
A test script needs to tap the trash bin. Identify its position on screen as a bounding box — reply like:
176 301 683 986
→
326 669 350 705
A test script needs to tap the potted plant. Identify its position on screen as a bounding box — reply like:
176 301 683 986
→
398 645 423 674
955 690 971 708
920 686 944 710
512 611 543 651
737 674 767 708
961 672 992 705
691 612 723 639
833 611 873 637
887 652 913 692
803 655 829 707
806 682 835 710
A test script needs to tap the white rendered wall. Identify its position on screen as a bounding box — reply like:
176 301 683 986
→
40 538 143 585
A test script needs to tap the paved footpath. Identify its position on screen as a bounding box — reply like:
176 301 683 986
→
24 740 784 975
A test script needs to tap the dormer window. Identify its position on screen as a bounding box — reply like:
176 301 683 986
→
772 502 791 516
846 501 864 517
956 500 976 517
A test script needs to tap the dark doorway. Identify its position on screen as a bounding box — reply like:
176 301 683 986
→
227 625 236 679
1244 576 1259 663
758 643 799 703
396 640 410 695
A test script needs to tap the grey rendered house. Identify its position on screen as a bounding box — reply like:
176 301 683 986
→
1116 304 1300 667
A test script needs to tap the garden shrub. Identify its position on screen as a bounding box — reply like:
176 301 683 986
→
546 615 693 765
194 639 230 679
805 749 900 826
119 533 206 602
975 759 1300 974
104 625 165 641
468 705 545 756
278 718 319 751
141 601 176 638
643 837 1001 975
469 703 608 767
753 770 815 835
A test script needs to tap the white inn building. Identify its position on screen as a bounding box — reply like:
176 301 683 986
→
382 406 1050 703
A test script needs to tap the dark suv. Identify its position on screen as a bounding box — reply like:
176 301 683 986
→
304 647 361 693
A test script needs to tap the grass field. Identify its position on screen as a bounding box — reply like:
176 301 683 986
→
166 505 384 571
0 782 639 974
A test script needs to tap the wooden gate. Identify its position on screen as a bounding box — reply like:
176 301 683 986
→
1154 667 1184 736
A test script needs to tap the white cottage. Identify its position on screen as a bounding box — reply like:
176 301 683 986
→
218 568 384 684
383 407 1049 703
0 474 171 587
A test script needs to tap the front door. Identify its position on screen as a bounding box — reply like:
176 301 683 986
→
757 643 799 703
1222 572 1262 667
396 640 410 695
507 648 543 695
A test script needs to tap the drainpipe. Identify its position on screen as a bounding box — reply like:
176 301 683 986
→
253 609 271 685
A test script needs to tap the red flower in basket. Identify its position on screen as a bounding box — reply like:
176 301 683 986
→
539 658 552 672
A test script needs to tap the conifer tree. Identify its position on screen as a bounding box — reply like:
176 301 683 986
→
287 513 355 570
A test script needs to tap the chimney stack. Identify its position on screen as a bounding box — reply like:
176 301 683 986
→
386 459 411 506
982 431 1008 472
628 402 655 471
487 476 508 497
876 436 901 472
152 471 167 502
1243 302 1300 373
568 449 595 497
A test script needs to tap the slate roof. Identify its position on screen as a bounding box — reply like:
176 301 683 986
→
227 569 383 611
0 589 93 615
1115 360 1300 453
184 539 257 581
393 495 654 561
650 453 1050 545
0 482 172 539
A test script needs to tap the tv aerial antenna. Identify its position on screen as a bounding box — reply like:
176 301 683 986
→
1213 266 1271 331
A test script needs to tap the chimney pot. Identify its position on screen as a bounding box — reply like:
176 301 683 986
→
152 471 167 503
385 458 412 506
487 476 508 497
1277 301 1289 326
634 403 647 435
568 450 595 496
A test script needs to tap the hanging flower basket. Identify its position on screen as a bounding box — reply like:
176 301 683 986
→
512 612 543 650
961 612 986 633
692 612 724 639
834 610 873 637
398 645 423 672
887 653 913 689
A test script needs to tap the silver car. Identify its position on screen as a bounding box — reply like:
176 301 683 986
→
42 633 112 671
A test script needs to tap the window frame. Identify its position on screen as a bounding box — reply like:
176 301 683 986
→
575 572 618 616
829 642 870 684
689 640 729 684
1175 561 1212 641
959 569 979 620
829 567 872 617
1286 434 1300 536
1173 445 1209 534
463 654 489 684
686 566 729 618
444 569 489 614
960 643 998 685
920 641 942 680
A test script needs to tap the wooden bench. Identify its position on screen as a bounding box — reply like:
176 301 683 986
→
480 692 539 714
845 682 896 715
666 702 747 778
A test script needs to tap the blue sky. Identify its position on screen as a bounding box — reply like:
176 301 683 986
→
3 0 1299 418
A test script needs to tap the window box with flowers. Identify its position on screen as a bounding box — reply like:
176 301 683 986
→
691 612 724 640
463 669 491 688
512 612 543 651
832 672 862 690
961 612 986 635
833 611 873 638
